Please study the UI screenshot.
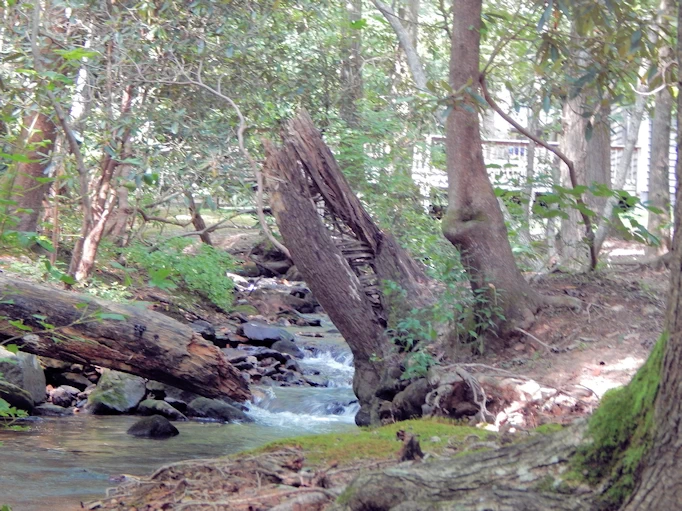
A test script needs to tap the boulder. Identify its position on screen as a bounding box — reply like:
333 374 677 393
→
127 415 179 439
242 322 294 345
0 379 34 412
243 347 291 365
0 346 46 404
33 403 73 417
50 387 74 408
270 339 305 359
187 397 253 423
87 369 146 414
137 399 188 421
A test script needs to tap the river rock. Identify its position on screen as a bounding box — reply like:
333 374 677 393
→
127 415 179 439
138 399 188 421
270 339 305 359
87 369 146 414
242 322 294 345
53 372 92 390
0 379 33 412
33 403 73 417
244 347 290 365
50 387 74 408
187 397 253 423
146 381 200 412
0 346 46 404
190 320 216 342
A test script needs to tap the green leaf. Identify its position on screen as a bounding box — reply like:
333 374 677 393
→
537 0 553 32
96 313 127 321
60 274 76 286
630 29 642 53
0 152 36 163
350 19 367 29
8 320 32 331
54 48 99 60
4 344 18 354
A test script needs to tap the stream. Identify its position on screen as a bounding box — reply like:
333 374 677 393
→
0 329 358 510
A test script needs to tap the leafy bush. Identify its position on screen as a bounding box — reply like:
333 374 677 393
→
126 239 236 310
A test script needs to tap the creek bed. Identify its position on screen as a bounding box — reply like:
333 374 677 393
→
1 341 357 510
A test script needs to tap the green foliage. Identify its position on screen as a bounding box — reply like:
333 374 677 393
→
0 396 28 429
126 239 236 310
572 332 666 510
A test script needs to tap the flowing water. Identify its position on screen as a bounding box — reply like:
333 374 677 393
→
0 334 357 511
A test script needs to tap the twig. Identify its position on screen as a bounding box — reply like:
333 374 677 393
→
514 327 556 353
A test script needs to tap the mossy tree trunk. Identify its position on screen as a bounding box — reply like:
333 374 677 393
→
619 7 682 506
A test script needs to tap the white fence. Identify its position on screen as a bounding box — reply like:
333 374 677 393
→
413 137 640 199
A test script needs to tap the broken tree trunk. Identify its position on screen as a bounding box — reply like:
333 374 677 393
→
332 423 593 511
264 110 432 425
0 276 250 402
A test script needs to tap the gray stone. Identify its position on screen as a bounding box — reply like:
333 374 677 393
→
190 320 216 341
270 339 305 359
33 403 73 417
50 387 74 408
137 399 188 421
54 372 92 390
146 381 199 412
187 397 253 423
87 369 146 414
0 346 46 404
0 379 33 412
127 415 179 439
242 322 294 345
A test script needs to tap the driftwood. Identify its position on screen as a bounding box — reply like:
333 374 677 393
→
332 423 594 511
263 110 433 424
0 276 250 402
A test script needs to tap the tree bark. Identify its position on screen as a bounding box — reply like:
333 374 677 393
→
339 0 363 128
372 0 427 90
10 113 58 233
185 191 213 246
620 3 682 507
332 422 592 511
264 111 432 425
442 0 543 333
0 276 250 402
646 2 674 257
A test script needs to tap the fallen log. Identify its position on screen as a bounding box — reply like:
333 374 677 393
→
0 276 250 402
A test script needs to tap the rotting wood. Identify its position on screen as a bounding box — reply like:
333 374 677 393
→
0 276 250 402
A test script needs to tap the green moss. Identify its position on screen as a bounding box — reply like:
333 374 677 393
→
534 423 564 435
572 332 666 510
252 418 485 466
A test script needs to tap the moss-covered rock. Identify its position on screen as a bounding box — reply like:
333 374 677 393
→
87 369 146 414
0 379 34 413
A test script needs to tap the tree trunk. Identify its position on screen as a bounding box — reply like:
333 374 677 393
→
0 276 250 402
10 112 58 232
647 0 674 256
339 0 363 128
442 0 542 333
620 3 682 507
594 86 647 255
558 91 610 270
332 422 592 511
185 191 213 245
264 111 432 425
